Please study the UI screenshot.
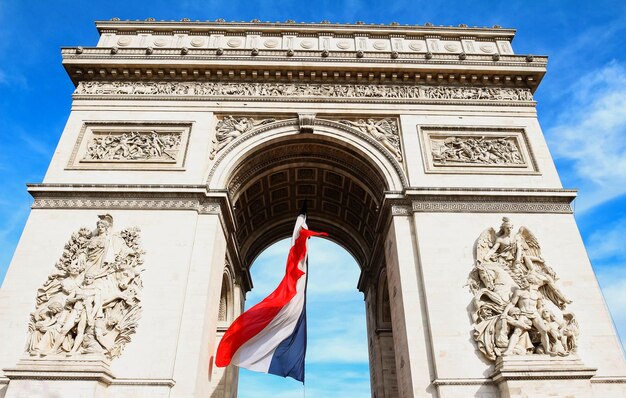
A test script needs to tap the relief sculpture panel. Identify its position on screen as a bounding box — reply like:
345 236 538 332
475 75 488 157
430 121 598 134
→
84 131 182 162
467 218 578 361
26 215 145 360
420 127 538 174
68 123 191 170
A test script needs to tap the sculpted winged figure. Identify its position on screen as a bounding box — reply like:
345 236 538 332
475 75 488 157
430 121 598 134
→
467 217 576 361
209 116 275 159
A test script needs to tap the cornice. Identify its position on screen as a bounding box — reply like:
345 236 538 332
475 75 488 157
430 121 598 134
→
384 188 577 214
95 19 517 40
62 48 545 90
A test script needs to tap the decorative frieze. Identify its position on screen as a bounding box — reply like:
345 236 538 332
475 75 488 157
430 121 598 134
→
27 215 145 360
74 81 534 105
68 123 191 170
411 199 572 214
467 218 578 361
420 127 538 174
31 197 221 214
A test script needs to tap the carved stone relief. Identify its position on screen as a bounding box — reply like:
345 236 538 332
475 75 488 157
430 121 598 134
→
420 127 538 174
26 215 145 360
210 116 276 159
84 131 182 162
431 136 523 166
68 123 191 170
340 118 402 162
467 218 578 361
74 81 534 104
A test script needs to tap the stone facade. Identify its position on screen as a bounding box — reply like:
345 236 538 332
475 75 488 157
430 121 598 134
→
0 19 625 398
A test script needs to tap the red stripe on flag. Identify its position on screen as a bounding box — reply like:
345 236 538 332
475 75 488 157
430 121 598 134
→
215 228 327 367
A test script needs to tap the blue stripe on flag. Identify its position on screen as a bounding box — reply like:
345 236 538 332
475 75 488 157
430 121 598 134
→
267 306 307 382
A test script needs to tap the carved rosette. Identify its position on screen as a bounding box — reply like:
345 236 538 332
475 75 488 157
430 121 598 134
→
467 217 578 361
26 214 145 360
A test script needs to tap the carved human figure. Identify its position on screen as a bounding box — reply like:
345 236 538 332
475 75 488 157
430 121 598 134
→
210 116 253 158
79 214 133 277
433 136 524 165
81 315 121 355
209 116 275 159
47 273 102 356
468 218 578 361
26 301 65 355
85 131 180 161
482 218 525 279
502 274 550 355
540 308 566 355
499 307 533 355
559 312 579 353
26 216 145 360
344 119 402 161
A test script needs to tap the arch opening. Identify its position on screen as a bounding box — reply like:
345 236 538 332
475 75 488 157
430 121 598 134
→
219 125 401 397
225 131 394 269
237 238 371 397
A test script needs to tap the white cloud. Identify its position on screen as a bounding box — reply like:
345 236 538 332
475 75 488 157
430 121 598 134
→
547 61 626 212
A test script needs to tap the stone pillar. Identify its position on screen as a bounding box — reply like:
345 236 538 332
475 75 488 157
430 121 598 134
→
169 212 227 398
365 269 399 398
384 211 436 398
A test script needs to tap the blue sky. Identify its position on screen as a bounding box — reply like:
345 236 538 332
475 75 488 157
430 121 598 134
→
1 0 626 395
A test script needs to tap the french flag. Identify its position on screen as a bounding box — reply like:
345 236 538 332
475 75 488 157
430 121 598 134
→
215 205 327 382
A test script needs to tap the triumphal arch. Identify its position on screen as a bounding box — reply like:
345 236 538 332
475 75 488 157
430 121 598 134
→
1 19 625 398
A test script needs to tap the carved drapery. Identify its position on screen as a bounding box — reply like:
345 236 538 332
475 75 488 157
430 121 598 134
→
26 215 145 360
467 218 578 361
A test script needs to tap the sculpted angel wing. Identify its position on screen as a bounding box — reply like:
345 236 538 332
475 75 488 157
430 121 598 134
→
377 119 399 146
214 117 240 142
518 226 541 258
474 227 496 264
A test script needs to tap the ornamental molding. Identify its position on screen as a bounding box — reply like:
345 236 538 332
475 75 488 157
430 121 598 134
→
384 193 573 216
391 203 412 216
411 197 572 214
31 197 221 214
73 81 534 106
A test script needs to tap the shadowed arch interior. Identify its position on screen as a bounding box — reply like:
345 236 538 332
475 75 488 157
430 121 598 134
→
227 133 390 269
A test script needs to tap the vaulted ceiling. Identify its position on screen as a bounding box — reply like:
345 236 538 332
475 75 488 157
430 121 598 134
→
228 134 389 268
